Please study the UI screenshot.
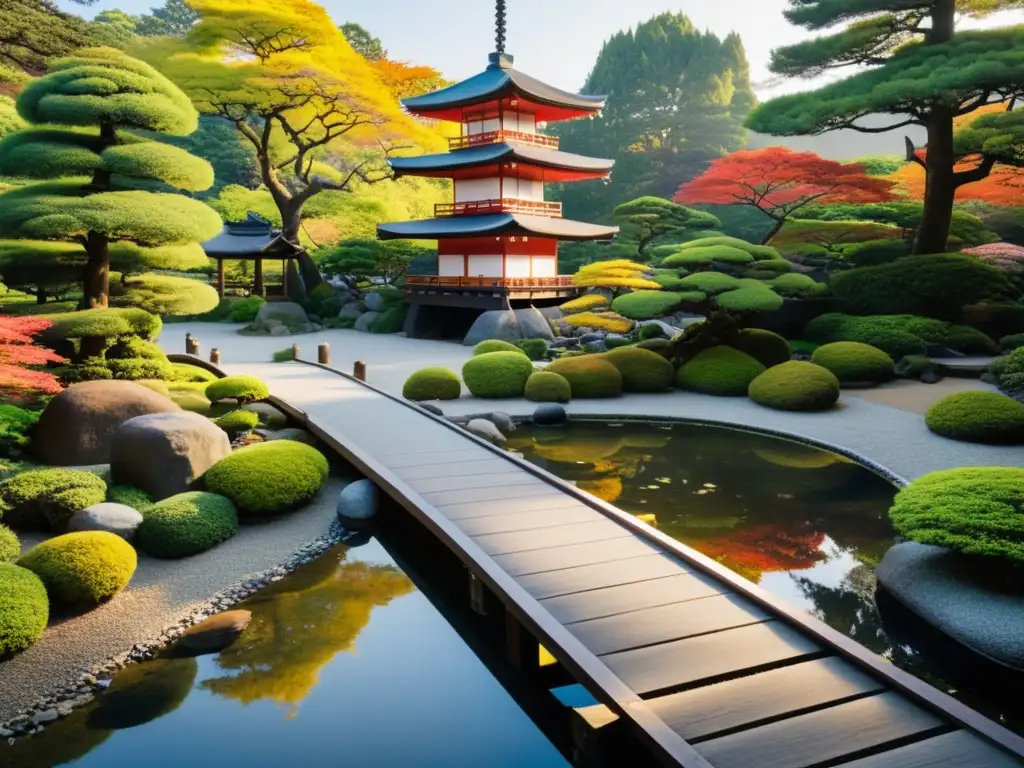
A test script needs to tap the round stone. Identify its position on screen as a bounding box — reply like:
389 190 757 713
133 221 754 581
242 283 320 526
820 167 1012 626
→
465 419 506 444
68 503 144 541
178 611 252 656
532 404 568 427
337 479 378 521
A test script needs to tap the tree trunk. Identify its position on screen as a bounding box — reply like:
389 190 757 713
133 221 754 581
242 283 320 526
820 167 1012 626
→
82 231 110 309
913 108 955 255
759 217 786 245
36 288 47 305
281 208 322 299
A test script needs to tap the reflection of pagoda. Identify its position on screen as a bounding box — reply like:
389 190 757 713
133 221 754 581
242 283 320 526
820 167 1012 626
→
377 1 617 337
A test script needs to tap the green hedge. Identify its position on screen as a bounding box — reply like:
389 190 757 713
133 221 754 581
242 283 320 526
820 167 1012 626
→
0 469 107 531
661 245 754 267
524 371 571 403
728 329 791 368
605 347 674 393
518 338 548 361
205 376 270 404
943 325 998 355
227 296 265 323
0 523 19 563
105 336 167 362
677 272 740 295
748 361 840 412
998 333 1024 352
889 467 1024 565
370 304 408 334
107 485 153 512
403 367 462 401
472 340 526 356
0 563 48 657
803 313 949 358
214 409 260 434
0 405 40 460
811 342 895 384
611 291 683 320
676 236 783 261
136 492 238 559
675 347 765 396
462 352 534 398
770 273 828 299
204 440 329 518
924 391 1024 444
18 531 136 608
545 355 623 398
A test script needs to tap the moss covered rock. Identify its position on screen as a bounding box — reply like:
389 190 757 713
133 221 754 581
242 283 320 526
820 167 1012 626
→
0 468 107 531
462 352 534 399
925 391 1024 445
545 356 623 398
728 328 791 368
213 410 260 434
676 347 766 396
472 339 527 356
403 367 462 401
136 492 238 559
524 371 571 403
205 376 269 405
204 440 329 518
811 341 895 385
106 485 153 512
610 291 683 320
0 563 48 657
605 347 674 393
18 531 136 608
0 523 19 563
748 361 840 412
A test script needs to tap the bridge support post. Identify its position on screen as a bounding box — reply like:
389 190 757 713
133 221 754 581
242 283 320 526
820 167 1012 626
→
185 333 198 356
291 343 300 361
505 609 540 674
317 343 330 366
354 360 366 382
469 572 486 616
571 705 632 768
210 348 221 366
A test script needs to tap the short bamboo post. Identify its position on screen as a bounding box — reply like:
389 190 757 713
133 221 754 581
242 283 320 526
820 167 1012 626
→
317 343 330 366
184 333 195 355
210 348 221 366
353 360 366 382
291 343 300 361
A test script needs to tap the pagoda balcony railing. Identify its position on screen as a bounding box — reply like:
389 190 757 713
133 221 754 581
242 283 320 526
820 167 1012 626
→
448 129 559 151
406 275 576 290
434 198 562 218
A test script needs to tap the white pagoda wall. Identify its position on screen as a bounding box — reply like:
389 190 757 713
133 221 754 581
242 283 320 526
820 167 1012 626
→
463 112 537 136
438 254 464 276
467 254 503 277
453 178 545 202
502 177 544 201
531 255 557 277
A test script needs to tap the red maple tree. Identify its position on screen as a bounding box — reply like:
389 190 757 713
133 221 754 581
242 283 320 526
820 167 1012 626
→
0 316 65 403
675 147 896 243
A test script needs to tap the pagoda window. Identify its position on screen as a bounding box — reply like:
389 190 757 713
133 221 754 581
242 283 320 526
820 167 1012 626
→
501 176 544 202
501 111 536 134
438 254 465 276
467 254 503 277
454 178 501 202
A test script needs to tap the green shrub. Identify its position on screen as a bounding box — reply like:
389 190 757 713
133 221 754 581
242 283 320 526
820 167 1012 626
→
136 492 238 559
962 302 1024 339
675 347 765 396
925 391 1024 444
716 286 784 312
803 313 948 358
403 367 462 401
677 272 740 295
214 409 260 434
370 304 408 334
0 405 40 460
169 362 217 383
811 342 895 384
305 284 340 318
944 325 997 355
895 355 937 379
167 387 212 414
652 274 689 290
611 291 682 320
472 339 527 356
661 245 754 267
205 376 270 404
227 296 265 323
545 355 623 398
839 238 912 267
518 338 548 361
106 485 153 512
272 348 293 363
748 361 841 412
524 371 571 403
0 523 19 563
462 352 534 398
889 467 1024 565
106 357 174 381
989 348 1024 396
204 440 329 518
639 324 666 341
0 469 107 531
745 258 792 275
605 347 674 393
637 337 671 352
18 531 136 608
560 294 610 314
105 336 167 361
676 236 783 261
40 307 162 343
770 273 828 299
829 254 1019 320
0 563 48 657
999 333 1024 352
789 339 819 356
728 329 791 368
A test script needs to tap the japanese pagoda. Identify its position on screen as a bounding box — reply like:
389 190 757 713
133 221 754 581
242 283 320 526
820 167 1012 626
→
377 2 617 336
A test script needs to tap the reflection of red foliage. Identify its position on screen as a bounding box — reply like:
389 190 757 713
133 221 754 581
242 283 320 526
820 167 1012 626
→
684 524 827 583
0 315 64 402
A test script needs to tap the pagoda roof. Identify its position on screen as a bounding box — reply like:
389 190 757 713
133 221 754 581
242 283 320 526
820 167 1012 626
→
390 142 613 180
202 212 302 260
402 53 605 123
377 213 618 242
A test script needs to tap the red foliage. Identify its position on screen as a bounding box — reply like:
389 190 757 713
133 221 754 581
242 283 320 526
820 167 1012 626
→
889 157 1024 206
0 315 64 403
675 147 896 222
684 523 827 583
0 316 53 345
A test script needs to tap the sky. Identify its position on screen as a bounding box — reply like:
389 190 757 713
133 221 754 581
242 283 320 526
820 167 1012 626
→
63 1 1023 98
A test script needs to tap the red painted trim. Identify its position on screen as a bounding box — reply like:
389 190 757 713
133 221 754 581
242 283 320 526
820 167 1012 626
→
502 235 507 278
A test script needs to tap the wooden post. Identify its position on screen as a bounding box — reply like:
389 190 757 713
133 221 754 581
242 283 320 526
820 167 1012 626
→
505 609 540 674
185 334 199 356
282 259 289 299
317 343 329 365
254 257 264 297
291 343 300 361
216 259 225 297
210 348 221 366
353 360 366 382
469 572 486 616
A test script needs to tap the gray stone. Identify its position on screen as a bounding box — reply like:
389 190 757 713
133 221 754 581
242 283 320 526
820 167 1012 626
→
298 322 315 333
488 411 515 434
637 319 680 338
262 318 284 329
605 333 630 346
337 479 378 520
920 370 943 384
364 292 386 312
463 309 521 346
532 404 567 426
68 503 144 541
180 611 251 656
261 427 316 445
419 403 444 417
30 710 57 725
338 303 363 320
110 411 232 501
354 311 380 333
466 418 506 444
579 332 606 344
269 325 290 336
513 307 555 341
242 402 288 429
537 306 564 321
255 301 308 326
877 542 1024 671
549 337 580 350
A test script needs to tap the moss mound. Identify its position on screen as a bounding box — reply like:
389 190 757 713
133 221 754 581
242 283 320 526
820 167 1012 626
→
610 291 683 320
472 340 527 356
214 410 260 434
889 467 1024 565
524 371 571 403
518 338 549 361
560 294 610 314
605 347 674 393
0 523 20 563
462 352 534 399
170 362 217 383
0 563 48 657
204 440 329 518
403 367 462 401
106 485 153 512
676 347 766 396
560 312 634 334
545 355 623 398
811 342 895 384
205 376 269 405
925 391 1024 444
0 468 107 531
748 361 840 412
728 328 791 368
136 492 239 559
18 531 136 608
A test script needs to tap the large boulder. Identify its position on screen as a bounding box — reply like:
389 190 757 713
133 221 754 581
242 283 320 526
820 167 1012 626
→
513 307 556 341
68 503 144 541
465 418 506 444
32 381 180 466
354 311 380 332
463 309 521 346
338 303 363 320
110 412 232 501
364 292 386 312
877 542 1024 671
255 301 308 326
179 610 251 656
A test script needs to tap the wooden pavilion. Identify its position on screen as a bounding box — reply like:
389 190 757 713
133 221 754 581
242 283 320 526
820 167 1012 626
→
202 212 304 299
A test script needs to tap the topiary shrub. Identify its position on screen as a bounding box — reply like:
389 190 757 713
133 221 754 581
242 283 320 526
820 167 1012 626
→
403 367 462 401
661 245 754 267
811 342 895 384
105 336 167 362
204 440 329 518
18 531 136 608
748 361 841 412
728 329 791 368
545 355 623 398
944 325 997 355
106 357 175 381
0 523 19 563
605 347 674 393
924 391 1024 444
472 339 526 356
0 405 40 460
227 296 265 323
716 286 785 313
803 313 947 358
370 304 408 334
524 371 571 403
560 311 634 334
169 362 217 383
205 376 270 405
106 485 153 512
769 273 828 299
0 563 48 657
678 272 740 295
462 352 534 399
518 338 549 361
214 409 260 434
675 346 766 396
611 291 682 320
136 492 238 559
637 337 671 352
560 294 610 314
889 467 1024 565
998 333 1024 352
0 469 107 531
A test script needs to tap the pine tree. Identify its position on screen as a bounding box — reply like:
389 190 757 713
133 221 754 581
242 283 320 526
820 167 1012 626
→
0 0 93 73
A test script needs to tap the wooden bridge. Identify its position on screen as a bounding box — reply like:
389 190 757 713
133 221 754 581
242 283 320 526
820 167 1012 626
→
192 356 1024 768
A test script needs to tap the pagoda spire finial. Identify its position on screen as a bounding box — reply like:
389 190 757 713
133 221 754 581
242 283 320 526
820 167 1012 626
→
495 0 507 54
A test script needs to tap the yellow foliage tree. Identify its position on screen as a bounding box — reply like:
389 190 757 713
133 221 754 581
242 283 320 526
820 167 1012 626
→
572 260 662 292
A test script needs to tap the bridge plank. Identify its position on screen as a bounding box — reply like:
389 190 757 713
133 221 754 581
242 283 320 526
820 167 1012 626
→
394 458 514 480
834 730 1023 768
473 519 633 556
376 448 485 468
494 536 660 577
695 692 944 768
518 554 690 600
437 496 586 520
421 483 556 506
457 505 603 536
409 472 530 494
604 621 820 695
